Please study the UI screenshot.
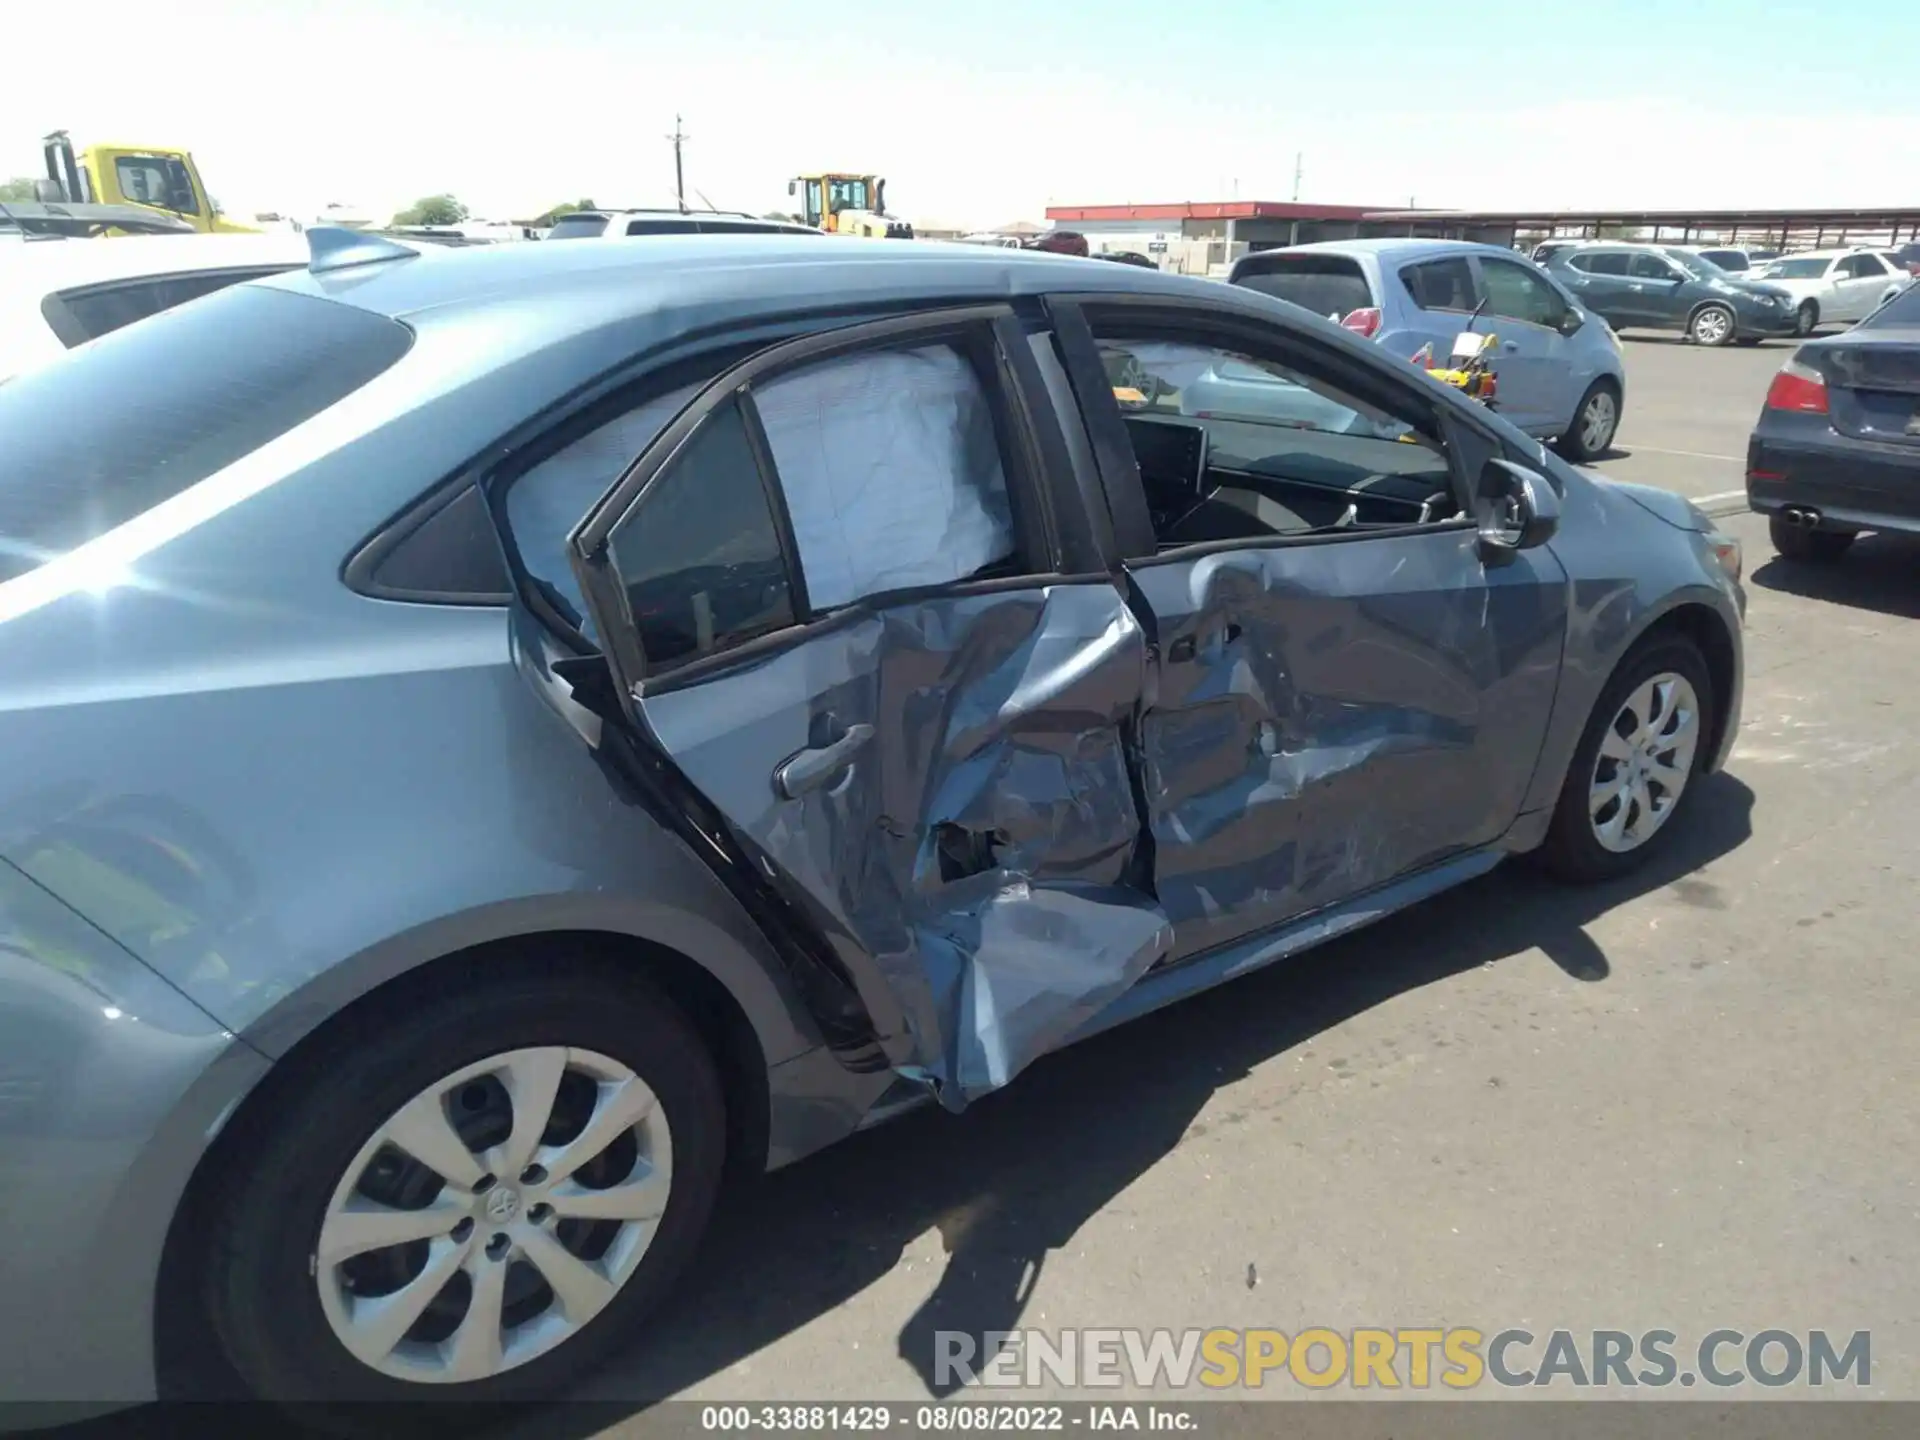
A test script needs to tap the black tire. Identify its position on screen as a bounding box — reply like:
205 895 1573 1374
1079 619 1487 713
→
1794 300 1818 336
1769 513 1855 563
1688 304 1736 347
200 963 726 1423
1536 637 1716 884
1555 378 1622 463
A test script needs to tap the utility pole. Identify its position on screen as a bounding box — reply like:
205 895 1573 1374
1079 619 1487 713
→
1291 152 1302 203
667 115 688 213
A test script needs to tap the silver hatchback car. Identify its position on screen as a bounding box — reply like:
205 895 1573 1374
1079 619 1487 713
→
1229 239 1629 462
1 232 1742 1424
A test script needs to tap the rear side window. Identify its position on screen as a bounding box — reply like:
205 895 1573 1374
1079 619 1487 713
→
1859 282 1920 329
545 214 610 239
604 398 795 669
0 283 413 584
1231 254 1374 318
1571 251 1630 276
41 266 298 347
1400 257 1477 312
624 219 697 236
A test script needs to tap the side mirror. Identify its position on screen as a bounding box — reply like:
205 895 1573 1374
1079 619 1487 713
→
787 179 797 197
1556 309 1585 337
1476 458 1560 563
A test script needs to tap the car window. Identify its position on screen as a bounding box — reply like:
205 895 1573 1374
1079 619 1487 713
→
1230 254 1375 318
1698 250 1745 269
502 380 711 636
41 266 300 347
544 214 610 240
114 154 199 214
1628 253 1680 281
0 284 412 585
1091 332 1456 553
1570 251 1630 276
1400 257 1478 313
754 344 1018 610
1478 258 1568 327
624 219 696 236
1858 281 1920 329
602 398 795 670
1841 254 1888 278
1756 257 1829 279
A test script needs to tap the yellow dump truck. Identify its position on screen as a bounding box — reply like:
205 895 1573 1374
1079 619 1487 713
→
29 131 257 235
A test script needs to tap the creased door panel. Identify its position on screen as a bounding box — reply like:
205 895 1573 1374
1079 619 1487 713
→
1130 528 1567 960
639 582 1170 1111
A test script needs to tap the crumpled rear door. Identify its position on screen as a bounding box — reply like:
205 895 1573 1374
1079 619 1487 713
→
634 585 1169 1110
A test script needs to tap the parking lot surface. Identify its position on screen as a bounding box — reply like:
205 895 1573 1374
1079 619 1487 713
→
1588 334 1793 510
528 340 1916 1424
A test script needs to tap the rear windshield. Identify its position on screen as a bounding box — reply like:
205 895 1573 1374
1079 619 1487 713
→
0 283 413 583
1230 254 1375 318
546 214 611 239
1859 283 1920 329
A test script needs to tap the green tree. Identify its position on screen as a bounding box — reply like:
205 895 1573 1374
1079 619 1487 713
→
1 177 40 202
390 194 469 226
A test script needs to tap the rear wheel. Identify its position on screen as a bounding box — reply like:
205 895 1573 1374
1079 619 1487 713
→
1769 513 1855 562
200 965 726 1421
1688 304 1736 347
1537 638 1715 883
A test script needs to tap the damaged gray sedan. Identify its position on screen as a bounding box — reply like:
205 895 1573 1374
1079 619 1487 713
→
0 229 1743 1416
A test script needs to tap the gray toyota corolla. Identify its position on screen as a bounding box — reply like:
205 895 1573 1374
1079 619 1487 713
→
0 231 1744 1420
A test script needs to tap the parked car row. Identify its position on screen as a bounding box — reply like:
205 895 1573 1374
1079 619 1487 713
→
2 226 1744 1421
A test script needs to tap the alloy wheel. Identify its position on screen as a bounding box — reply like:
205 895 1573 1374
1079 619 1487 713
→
1691 308 1732 346
1588 673 1701 853
313 1047 673 1384
1579 389 1618 455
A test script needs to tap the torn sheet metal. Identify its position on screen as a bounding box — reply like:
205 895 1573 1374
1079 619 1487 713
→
638 581 1169 1111
1128 529 1568 961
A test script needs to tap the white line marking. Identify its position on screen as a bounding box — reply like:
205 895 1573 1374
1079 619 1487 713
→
1694 489 1748 506
1621 444 1745 463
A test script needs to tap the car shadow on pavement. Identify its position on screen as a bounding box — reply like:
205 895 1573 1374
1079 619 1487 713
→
508 772 1755 1433
1750 534 1920 620
75 779 1752 1440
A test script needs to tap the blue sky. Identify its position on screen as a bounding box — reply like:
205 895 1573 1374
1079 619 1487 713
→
6 0 1917 226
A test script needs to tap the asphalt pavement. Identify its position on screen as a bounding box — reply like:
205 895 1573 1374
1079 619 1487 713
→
1586 333 1795 511
548 334 1920 1426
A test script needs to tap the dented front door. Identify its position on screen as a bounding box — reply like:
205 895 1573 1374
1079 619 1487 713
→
568 309 1170 1111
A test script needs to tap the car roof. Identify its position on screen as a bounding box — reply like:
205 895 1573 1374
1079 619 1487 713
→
264 233 1209 336
1245 237 1537 264
0 232 311 298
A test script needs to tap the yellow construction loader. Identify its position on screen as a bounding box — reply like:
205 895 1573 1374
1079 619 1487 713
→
787 173 913 239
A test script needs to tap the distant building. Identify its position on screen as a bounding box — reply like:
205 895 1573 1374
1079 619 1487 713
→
1043 200 1414 275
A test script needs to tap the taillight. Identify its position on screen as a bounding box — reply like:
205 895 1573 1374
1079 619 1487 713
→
1764 356 1829 415
1340 307 1382 339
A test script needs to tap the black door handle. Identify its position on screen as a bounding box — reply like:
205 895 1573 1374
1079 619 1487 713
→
774 723 875 799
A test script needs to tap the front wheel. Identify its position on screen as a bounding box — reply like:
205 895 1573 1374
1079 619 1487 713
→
200 964 726 1418
1688 304 1736 347
1794 301 1819 336
1556 379 1621 463
1537 638 1716 883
